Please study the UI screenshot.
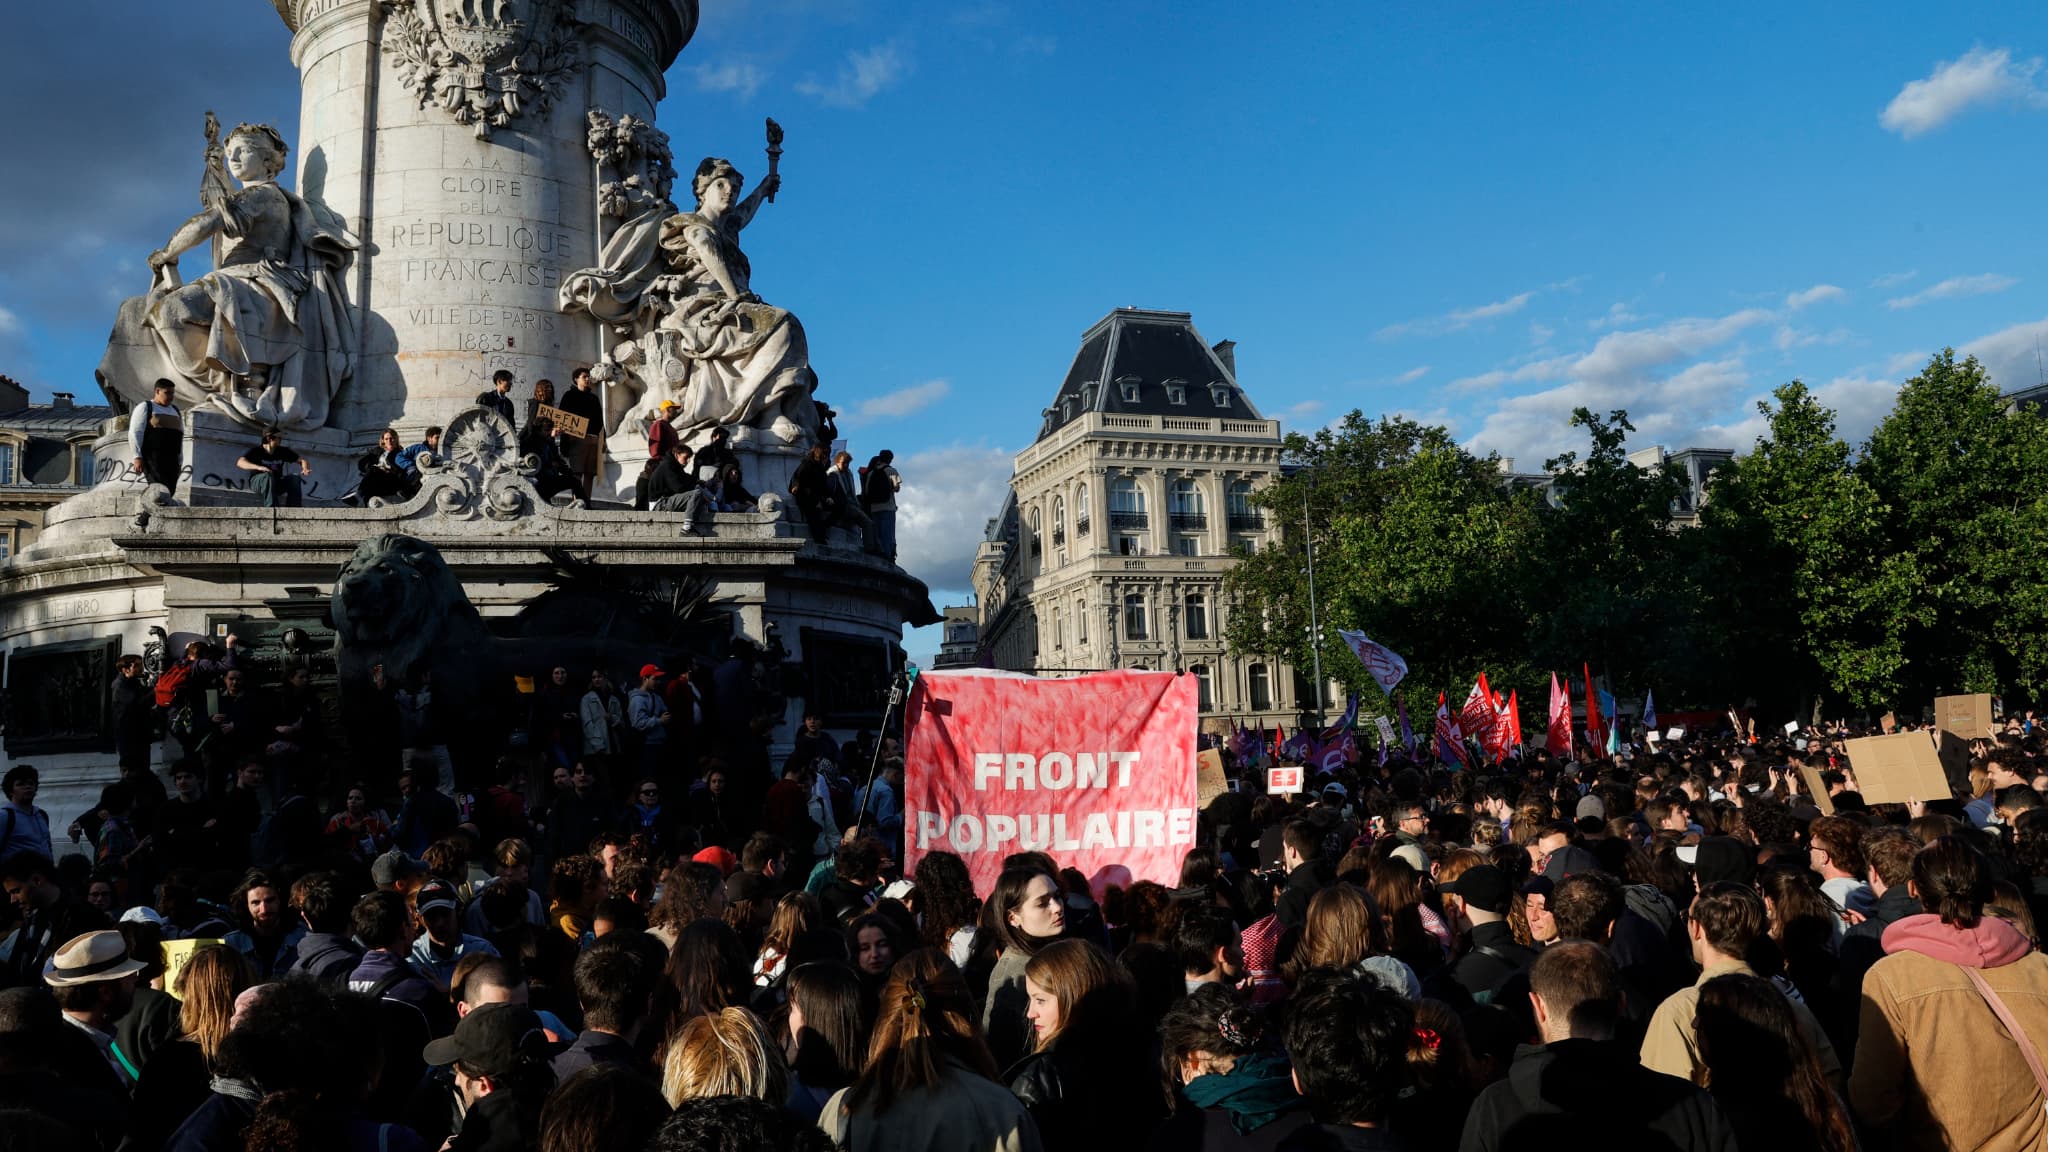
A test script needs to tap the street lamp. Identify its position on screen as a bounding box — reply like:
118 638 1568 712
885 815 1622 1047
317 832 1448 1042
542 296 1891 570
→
1302 474 1325 727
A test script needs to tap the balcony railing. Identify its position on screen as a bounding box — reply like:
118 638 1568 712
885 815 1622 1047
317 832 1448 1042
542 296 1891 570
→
1227 513 1265 533
1074 516 1090 537
1052 528 1066 546
1170 512 1207 532
1109 511 1149 531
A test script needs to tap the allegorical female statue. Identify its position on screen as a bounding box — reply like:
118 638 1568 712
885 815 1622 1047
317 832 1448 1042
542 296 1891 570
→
113 118 356 432
564 131 821 459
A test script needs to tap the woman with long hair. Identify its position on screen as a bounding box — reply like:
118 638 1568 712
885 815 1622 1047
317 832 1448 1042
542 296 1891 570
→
755 891 821 988
1393 999 1478 1152
1368 859 1446 978
125 943 254 1150
782 962 866 1120
1695 974 1855 1152
1850 836 2048 1150
911 850 982 965
539 1064 671 1152
848 910 902 1022
1150 984 1310 1151
1006 939 1164 1148
1281 884 1394 987
660 1006 788 1107
979 866 1066 1068
1755 865 1844 1038
821 949 1038 1152
653 918 750 1062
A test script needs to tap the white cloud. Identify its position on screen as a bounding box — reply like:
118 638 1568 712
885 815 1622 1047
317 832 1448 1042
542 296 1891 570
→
796 41 908 109
1569 309 1772 386
1446 354 1574 395
1960 315 2048 391
692 60 767 100
1376 291 1534 340
846 378 950 422
0 304 18 336
1283 400 1324 422
1393 366 1430 384
1881 47 2048 138
1886 273 2018 310
1589 302 1641 330
894 444 1013 592
1872 270 1918 288
1774 325 1853 352
1529 322 1556 346
1785 284 1844 310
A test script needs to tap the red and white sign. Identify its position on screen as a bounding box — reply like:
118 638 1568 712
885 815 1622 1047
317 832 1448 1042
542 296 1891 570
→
904 669 1199 895
1266 766 1304 794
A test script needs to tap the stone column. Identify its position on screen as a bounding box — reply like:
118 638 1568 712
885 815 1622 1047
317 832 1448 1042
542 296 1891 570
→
281 0 698 438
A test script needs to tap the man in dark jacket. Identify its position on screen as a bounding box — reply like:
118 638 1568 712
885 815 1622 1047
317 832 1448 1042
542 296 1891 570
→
288 872 363 986
1279 969 1410 1150
557 368 605 502
550 938 655 1081
1834 826 1921 1053
646 441 711 531
1276 818 1334 930
475 370 516 425
1459 941 1737 1152
1440 865 1537 1005
423 1003 558 1152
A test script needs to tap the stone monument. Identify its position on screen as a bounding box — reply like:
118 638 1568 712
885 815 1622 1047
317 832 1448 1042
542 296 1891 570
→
4 0 933 846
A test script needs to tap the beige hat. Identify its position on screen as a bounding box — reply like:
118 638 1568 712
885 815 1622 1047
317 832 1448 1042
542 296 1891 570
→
43 930 146 987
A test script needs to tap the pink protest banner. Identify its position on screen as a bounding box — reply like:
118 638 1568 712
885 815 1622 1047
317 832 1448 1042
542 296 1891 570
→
904 668 1199 895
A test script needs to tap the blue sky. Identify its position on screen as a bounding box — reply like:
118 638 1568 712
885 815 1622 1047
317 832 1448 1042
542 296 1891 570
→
6 3 2048 663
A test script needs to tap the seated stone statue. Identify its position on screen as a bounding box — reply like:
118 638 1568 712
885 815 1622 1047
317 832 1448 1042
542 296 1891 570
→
102 120 356 432
568 156 820 459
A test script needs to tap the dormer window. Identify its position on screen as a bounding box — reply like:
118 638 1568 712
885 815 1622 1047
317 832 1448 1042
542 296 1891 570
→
1060 397 1074 420
1117 375 1141 403
1081 381 1098 409
1210 384 1231 409
1164 379 1187 405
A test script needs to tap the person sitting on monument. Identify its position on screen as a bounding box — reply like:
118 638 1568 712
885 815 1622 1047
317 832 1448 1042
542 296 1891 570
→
236 427 310 507
477 369 517 426
396 425 443 476
520 415 577 502
128 378 184 490
710 463 757 513
647 439 712 532
636 400 682 511
694 425 738 486
355 428 415 505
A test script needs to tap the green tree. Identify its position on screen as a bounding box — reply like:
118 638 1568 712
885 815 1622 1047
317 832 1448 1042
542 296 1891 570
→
1528 409 1686 697
1692 381 1917 709
1221 412 1542 714
1857 350 2048 699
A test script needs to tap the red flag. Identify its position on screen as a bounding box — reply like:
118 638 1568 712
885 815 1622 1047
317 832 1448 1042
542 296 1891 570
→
1545 673 1571 756
1582 663 1604 755
1461 673 1495 746
1434 692 1468 766
1506 689 1523 749
1272 723 1286 761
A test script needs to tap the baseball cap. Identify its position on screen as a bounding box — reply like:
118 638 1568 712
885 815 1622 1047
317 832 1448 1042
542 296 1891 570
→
422 1003 555 1077
1446 865 1512 915
1322 782 1348 800
372 850 424 888
638 663 665 680
1390 843 1430 874
692 846 738 877
1575 794 1607 821
415 879 460 914
658 400 679 413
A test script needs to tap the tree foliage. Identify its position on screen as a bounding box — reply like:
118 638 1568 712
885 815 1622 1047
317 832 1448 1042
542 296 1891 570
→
1222 351 2048 720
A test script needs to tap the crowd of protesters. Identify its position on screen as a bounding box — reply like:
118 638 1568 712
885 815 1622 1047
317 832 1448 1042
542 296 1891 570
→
3 681 2047 1151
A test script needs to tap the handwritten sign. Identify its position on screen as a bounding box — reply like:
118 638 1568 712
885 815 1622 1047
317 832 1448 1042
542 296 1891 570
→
534 403 590 439
161 938 222 1000
1196 748 1229 809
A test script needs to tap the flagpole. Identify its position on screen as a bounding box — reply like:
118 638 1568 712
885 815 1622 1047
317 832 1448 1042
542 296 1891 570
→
1302 479 1325 727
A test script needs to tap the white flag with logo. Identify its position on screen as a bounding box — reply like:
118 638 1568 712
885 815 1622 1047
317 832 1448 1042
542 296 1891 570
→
1337 630 1408 692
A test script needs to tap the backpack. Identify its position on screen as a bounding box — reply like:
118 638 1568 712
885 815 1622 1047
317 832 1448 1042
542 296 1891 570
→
153 661 192 708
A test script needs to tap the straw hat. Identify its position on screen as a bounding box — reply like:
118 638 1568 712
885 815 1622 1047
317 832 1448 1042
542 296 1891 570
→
44 930 146 987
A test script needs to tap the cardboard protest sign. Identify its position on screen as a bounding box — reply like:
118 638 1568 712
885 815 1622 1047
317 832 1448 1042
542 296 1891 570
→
904 669 1198 893
1783 720 1800 735
1374 715 1398 746
1935 694 1995 740
534 403 590 439
1798 766 1835 816
1266 766 1304 794
1880 712 1897 734
1665 726 1686 740
1844 731 1953 806
1195 748 1229 809
161 938 221 1001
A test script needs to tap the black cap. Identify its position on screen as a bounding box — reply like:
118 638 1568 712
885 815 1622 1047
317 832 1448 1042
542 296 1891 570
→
1447 865 1512 915
1689 836 1757 889
421 1003 552 1078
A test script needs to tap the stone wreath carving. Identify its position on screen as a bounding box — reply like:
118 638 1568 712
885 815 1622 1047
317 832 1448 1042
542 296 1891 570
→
380 0 582 140
392 406 546 520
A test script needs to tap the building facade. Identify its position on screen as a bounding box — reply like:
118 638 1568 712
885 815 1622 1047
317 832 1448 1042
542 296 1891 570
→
971 309 1303 724
0 377 114 560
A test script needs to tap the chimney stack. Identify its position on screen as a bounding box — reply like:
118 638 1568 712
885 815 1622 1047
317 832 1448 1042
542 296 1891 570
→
51 392 74 410
1211 339 1237 378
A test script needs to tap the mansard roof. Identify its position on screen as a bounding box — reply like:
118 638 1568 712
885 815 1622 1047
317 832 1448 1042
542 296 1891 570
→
1035 308 1260 442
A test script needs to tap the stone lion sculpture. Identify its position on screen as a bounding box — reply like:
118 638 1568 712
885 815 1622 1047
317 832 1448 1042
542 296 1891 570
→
331 532 497 688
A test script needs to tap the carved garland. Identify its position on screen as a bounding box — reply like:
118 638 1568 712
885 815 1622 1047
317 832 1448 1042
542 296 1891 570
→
380 0 584 140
